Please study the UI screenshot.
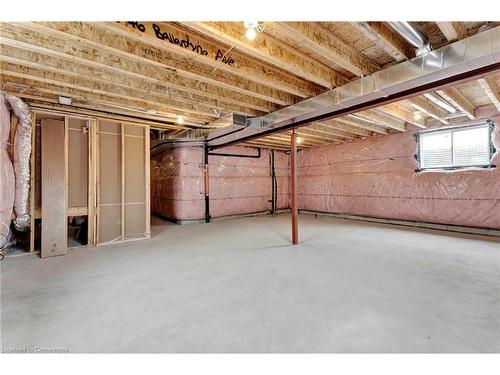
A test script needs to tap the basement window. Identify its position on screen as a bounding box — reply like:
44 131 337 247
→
415 122 496 171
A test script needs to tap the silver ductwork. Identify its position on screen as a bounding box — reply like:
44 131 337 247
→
5 95 32 231
388 22 431 55
0 95 15 249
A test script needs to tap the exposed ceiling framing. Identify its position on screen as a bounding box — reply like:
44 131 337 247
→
1 21 498 150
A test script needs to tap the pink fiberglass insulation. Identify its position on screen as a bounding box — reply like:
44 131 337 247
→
0 95 15 248
151 145 205 221
151 144 289 221
297 119 500 229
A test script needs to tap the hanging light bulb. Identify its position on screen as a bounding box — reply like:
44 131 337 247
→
245 27 257 40
176 115 185 124
243 21 263 40
296 137 302 144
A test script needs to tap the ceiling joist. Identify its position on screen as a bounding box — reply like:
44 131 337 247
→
181 21 348 88
266 22 380 77
352 22 415 62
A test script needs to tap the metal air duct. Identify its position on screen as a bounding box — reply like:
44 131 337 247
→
388 22 431 55
5 95 32 231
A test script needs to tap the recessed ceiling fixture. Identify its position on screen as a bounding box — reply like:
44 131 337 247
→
58 96 72 105
243 21 264 41
176 115 185 124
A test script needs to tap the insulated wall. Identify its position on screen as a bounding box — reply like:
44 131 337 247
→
298 121 500 229
151 145 289 221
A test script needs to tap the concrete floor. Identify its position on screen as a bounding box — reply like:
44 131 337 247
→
1 214 499 353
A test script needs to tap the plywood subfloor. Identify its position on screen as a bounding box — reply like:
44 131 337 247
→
2 214 499 352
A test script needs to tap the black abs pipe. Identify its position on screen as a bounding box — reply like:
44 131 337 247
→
270 150 277 215
208 147 261 159
203 142 211 223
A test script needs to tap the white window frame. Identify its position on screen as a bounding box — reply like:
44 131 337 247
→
415 121 496 172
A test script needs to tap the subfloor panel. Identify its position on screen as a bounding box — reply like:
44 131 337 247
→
1 214 499 353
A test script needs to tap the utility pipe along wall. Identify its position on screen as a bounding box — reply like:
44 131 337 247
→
297 120 500 229
150 144 290 221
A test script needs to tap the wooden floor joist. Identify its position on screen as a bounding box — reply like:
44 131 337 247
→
0 43 282 112
1 23 297 106
1 21 495 152
266 22 381 77
181 21 348 88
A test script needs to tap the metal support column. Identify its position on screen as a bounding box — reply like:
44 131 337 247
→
290 131 298 245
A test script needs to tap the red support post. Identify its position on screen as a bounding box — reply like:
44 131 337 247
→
290 130 298 245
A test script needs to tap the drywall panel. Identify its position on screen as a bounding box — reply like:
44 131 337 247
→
41 118 67 257
125 135 145 203
97 123 122 243
125 203 146 237
97 121 148 243
99 120 121 133
124 123 144 136
99 133 121 205
68 118 88 208
98 204 121 243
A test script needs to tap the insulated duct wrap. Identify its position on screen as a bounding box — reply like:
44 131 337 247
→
297 120 500 229
5 95 32 231
151 144 289 221
0 95 15 248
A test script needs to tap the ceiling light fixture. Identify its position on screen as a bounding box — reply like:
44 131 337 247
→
296 137 302 144
176 115 185 124
58 96 72 105
243 21 264 41
245 28 257 41
348 114 379 125
424 93 457 114
413 111 422 120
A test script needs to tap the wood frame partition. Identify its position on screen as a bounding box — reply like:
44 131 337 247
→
29 110 150 255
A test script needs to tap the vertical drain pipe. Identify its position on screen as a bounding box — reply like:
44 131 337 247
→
203 142 211 223
270 150 276 215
